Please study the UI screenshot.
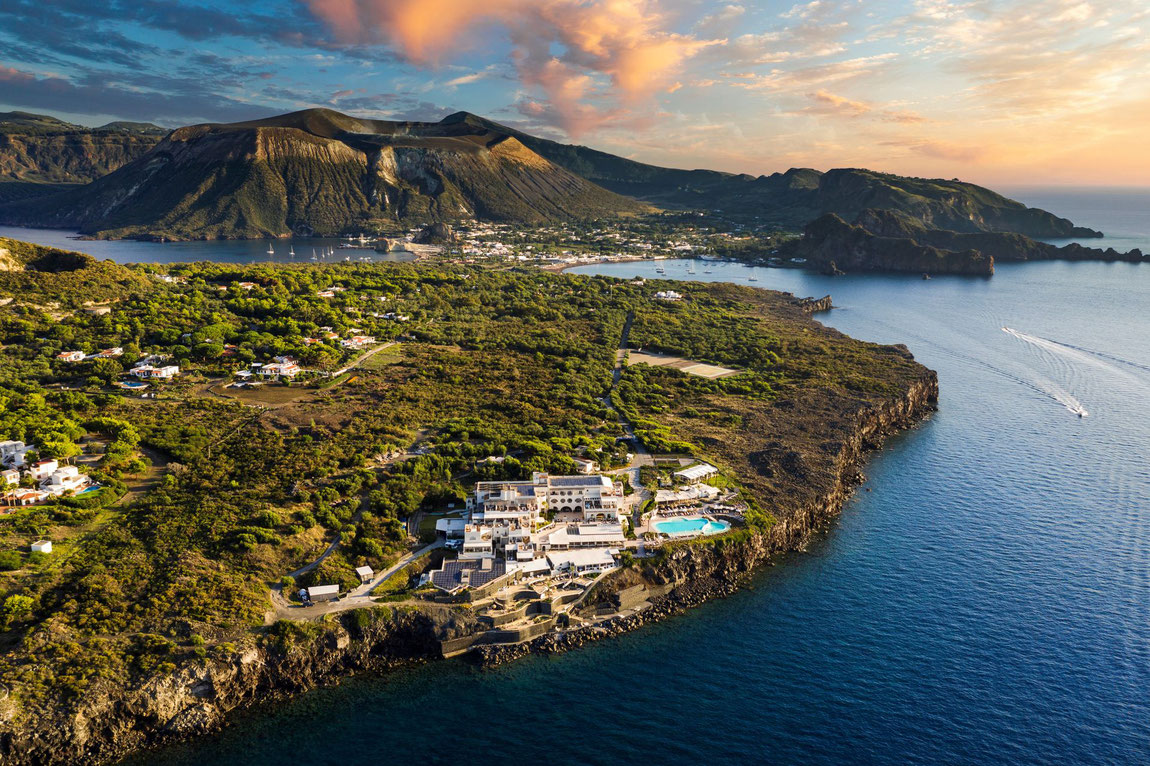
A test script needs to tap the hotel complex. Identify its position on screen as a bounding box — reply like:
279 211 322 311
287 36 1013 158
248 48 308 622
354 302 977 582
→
432 472 627 592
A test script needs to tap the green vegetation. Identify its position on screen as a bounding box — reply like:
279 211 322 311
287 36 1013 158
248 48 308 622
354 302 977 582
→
0 239 929 733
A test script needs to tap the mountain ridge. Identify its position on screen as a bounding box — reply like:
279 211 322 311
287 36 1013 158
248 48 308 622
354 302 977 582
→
0 108 1105 241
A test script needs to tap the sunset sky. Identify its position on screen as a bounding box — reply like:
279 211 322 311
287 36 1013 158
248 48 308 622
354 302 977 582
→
1 0 1147 186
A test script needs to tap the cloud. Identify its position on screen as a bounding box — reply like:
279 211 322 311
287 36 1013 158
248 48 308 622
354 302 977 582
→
0 65 269 125
808 89 870 116
303 0 720 136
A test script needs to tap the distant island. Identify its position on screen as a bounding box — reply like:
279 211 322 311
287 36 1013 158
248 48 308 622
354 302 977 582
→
0 234 935 764
1 109 1143 275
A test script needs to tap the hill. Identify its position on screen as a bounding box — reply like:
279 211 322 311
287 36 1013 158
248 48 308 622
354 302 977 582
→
441 112 1099 239
0 235 149 303
0 109 648 239
0 112 164 187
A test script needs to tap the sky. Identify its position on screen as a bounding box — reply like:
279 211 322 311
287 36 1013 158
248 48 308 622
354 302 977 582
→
1 0 1148 186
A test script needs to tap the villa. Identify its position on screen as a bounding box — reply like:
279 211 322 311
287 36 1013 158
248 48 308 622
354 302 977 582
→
56 351 85 362
255 360 301 379
2 469 19 486
131 365 180 380
42 466 90 497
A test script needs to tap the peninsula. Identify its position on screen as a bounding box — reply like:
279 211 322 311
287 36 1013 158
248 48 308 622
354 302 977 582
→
0 236 934 764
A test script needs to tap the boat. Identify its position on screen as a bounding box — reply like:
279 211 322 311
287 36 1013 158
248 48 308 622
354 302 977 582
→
704 269 713 274
266 243 275 255
748 275 759 282
289 246 295 257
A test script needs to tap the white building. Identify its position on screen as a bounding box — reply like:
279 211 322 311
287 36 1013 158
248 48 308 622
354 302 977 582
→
537 523 625 552
42 466 90 496
31 540 52 554
132 365 179 380
654 483 720 508
674 463 718 484
28 459 58 482
2 468 19 486
257 361 301 379
355 565 374 584
571 457 598 475
654 290 683 301
306 584 340 602
0 440 28 467
56 351 85 362
546 548 617 575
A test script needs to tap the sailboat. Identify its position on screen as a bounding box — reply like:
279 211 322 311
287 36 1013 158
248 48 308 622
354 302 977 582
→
266 242 275 255
289 245 295 258
311 249 318 261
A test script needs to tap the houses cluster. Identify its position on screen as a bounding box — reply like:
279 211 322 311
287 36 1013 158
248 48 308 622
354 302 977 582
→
236 355 301 382
56 347 125 363
1 445 94 508
654 290 683 301
429 472 630 593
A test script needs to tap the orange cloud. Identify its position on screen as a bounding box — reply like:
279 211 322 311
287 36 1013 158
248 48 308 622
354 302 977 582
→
305 0 716 134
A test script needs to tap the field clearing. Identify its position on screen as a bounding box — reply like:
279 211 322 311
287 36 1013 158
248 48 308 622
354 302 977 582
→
627 351 741 379
357 348 404 371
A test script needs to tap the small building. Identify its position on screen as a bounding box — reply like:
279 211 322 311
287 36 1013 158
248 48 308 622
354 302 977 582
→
28 459 58 481
56 351 85 362
83 306 112 316
0 440 28 467
99 347 124 358
571 457 598 475
674 463 718 484
435 517 467 540
355 565 374 584
306 584 340 602
6 488 50 506
2 469 19 486
30 540 52 554
132 365 179 380
654 290 682 301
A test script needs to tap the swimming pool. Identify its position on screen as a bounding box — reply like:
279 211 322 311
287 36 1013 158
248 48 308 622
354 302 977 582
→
653 517 730 537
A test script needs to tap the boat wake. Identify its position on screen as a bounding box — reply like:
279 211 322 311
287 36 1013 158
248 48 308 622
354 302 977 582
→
1002 328 1090 417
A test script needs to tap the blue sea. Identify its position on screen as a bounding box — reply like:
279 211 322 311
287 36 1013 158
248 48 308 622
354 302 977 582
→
21 189 1146 765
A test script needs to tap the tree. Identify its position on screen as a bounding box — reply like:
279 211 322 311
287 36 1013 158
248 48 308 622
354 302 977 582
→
2 594 34 626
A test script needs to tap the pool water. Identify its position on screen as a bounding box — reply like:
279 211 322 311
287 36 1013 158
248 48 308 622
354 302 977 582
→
653 517 730 536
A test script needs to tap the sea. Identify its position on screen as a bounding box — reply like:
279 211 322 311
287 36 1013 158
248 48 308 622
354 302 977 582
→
8 189 1150 765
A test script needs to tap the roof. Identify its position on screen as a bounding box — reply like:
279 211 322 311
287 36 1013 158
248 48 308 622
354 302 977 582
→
355 566 374 577
308 584 340 597
547 548 616 569
675 463 718 481
429 558 506 591
548 475 612 488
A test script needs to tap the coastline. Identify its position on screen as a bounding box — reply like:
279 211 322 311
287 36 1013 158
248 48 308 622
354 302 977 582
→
0 371 937 766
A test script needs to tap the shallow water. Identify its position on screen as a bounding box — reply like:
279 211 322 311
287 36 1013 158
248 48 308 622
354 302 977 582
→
114 190 1150 765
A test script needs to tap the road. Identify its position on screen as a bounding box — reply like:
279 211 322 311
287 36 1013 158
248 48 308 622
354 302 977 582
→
269 539 443 621
333 341 397 376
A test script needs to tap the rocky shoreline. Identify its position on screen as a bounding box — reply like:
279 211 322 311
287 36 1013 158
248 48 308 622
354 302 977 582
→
0 375 937 766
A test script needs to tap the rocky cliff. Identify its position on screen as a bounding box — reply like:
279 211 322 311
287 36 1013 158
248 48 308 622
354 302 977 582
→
0 365 937 766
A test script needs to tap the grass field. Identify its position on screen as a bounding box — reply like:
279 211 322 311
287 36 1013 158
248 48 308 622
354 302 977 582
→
626 351 741 379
